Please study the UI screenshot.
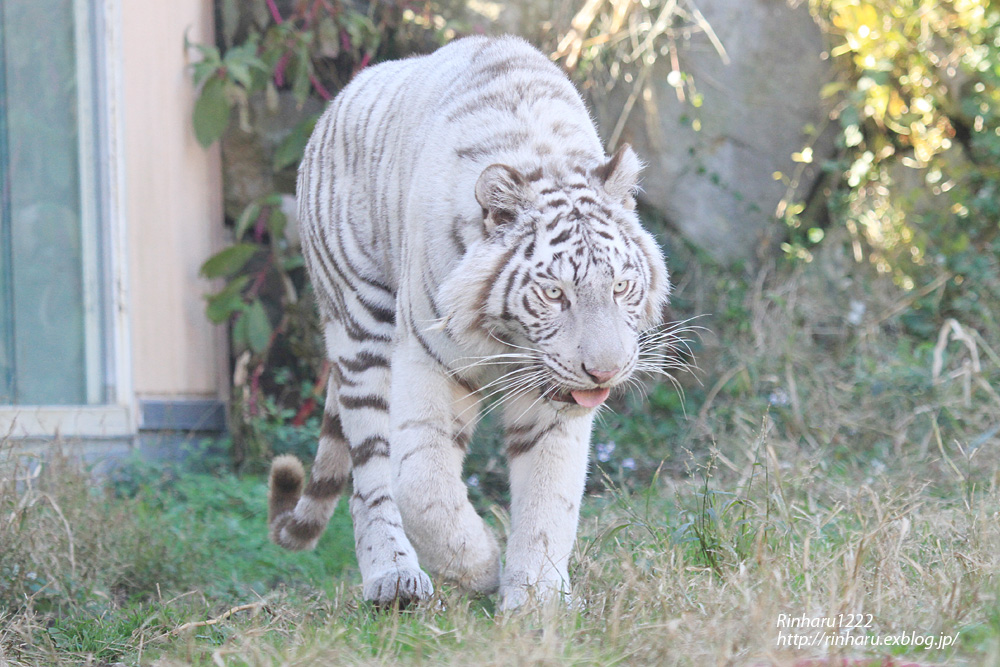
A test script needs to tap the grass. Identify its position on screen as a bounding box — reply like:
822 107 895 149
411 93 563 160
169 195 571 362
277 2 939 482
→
2 235 999 666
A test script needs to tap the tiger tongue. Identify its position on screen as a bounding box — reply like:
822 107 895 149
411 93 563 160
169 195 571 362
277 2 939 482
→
570 387 611 408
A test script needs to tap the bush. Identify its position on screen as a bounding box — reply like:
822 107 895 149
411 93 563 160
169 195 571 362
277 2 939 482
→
797 0 1000 339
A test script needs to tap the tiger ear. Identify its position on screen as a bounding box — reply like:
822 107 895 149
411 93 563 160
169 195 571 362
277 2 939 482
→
475 164 535 235
596 144 641 210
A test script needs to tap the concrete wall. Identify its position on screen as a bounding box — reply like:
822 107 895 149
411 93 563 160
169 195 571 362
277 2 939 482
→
121 0 227 405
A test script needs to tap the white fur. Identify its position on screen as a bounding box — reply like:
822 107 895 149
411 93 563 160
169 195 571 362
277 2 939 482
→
291 35 670 607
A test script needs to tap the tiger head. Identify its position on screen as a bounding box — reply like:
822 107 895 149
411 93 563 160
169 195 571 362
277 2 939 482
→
439 144 671 409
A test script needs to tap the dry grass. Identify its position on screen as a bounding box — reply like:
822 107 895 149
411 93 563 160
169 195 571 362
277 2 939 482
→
0 443 133 609
2 238 999 666
9 458 991 666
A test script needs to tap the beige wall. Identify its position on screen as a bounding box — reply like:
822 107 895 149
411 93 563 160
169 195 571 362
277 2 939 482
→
121 0 227 400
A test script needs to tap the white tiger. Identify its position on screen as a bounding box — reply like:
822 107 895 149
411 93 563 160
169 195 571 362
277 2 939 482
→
267 35 671 610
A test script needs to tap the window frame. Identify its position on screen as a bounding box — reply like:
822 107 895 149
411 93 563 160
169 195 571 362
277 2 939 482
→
0 0 134 438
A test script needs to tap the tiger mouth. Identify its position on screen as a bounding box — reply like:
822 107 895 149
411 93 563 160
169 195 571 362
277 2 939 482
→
551 387 611 408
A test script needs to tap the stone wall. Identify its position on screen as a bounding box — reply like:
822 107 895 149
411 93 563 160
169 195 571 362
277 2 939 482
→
581 0 837 262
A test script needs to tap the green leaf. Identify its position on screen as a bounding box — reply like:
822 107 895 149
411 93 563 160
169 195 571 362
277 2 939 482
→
226 61 254 90
193 76 233 147
205 275 250 323
223 38 267 89
232 311 250 351
282 254 306 271
185 36 221 64
192 61 222 87
267 207 287 240
292 48 312 105
224 38 263 66
233 203 262 241
820 81 845 99
341 11 377 51
273 114 319 171
200 243 258 278
187 32 222 87
317 16 341 58
245 299 273 354
671 521 696 545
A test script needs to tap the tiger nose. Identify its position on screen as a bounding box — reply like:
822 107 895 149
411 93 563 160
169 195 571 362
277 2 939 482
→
583 365 620 385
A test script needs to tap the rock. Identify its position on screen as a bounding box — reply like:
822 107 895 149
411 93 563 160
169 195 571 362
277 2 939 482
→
586 0 837 262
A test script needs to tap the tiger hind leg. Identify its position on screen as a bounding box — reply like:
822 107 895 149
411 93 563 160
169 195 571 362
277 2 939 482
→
270 319 431 605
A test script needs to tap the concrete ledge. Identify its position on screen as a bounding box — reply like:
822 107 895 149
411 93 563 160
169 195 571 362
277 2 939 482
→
139 399 227 432
0 406 133 438
1 433 228 476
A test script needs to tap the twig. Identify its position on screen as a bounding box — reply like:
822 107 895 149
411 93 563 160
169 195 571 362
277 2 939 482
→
687 0 729 64
629 0 679 62
265 0 284 24
156 602 270 640
775 115 833 219
163 589 201 607
784 360 821 450
970 328 1000 370
310 72 333 100
931 416 965 483
41 493 76 580
865 272 952 331
930 318 1000 409
697 362 746 422
608 64 651 151
552 0 606 69
932 318 981 383
975 375 1000 411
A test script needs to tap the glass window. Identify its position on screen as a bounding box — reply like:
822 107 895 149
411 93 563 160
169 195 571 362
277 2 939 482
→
0 0 109 406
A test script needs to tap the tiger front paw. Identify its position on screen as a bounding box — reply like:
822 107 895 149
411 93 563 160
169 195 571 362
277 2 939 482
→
454 538 501 594
399 499 502 594
497 570 568 612
363 567 434 607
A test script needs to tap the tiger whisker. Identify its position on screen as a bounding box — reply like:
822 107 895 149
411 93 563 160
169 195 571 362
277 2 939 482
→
638 335 697 356
640 334 696 350
511 382 558 424
638 325 706 346
472 363 545 395
447 355 540 378
487 331 544 355
457 366 548 424
464 368 538 404
636 366 688 401
638 314 710 336
635 354 697 368
467 375 546 431
635 353 699 368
